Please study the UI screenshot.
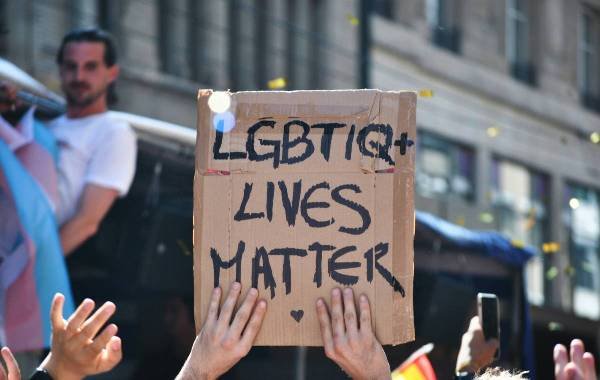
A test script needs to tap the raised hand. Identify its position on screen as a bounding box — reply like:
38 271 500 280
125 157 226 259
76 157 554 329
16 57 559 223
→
39 293 122 380
455 316 499 374
176 282 267 380
316 287 391 380
0 347 20 380
555 339 597 380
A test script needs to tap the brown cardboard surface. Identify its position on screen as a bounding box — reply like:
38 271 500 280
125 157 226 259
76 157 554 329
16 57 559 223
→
194 89 416 346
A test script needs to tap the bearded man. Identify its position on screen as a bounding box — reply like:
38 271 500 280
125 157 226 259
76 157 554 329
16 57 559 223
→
49 28 137 255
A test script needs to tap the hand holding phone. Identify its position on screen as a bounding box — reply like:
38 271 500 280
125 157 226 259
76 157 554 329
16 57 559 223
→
477 292 500 360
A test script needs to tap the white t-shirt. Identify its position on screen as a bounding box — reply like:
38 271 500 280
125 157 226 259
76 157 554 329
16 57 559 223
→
48 112 137 226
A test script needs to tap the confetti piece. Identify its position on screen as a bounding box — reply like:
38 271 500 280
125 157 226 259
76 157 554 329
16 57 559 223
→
455 216 465 226
511 239 525 248
564 266 576 276
346 14 360 26
418 89 433 98
548 321 563 331
487 126 500 138
479 212 494 224
267 77 287 90
546 266 558 280
582 261 595 273
542 242 560 254
591 132 600 144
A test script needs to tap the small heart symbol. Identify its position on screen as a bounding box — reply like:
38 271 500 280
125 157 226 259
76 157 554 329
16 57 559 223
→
290 309 304 322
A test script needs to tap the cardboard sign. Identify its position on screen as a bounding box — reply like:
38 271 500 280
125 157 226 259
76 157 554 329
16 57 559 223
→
194 89 416 346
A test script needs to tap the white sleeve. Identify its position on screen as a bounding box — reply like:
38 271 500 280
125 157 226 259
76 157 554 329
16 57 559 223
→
84 122 137 196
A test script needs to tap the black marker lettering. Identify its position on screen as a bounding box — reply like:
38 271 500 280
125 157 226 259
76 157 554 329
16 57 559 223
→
270 247 307 294
301 182 334 228
210 241 244 287
328 245 360 286
357 124 395 165
312 123 345 161
266 181 274 222
331 184 371 235
234 183 264 221
278 180 302 226
252 246 276 299
308 242 336 287
345 124 356 160
281 120 315 165
246 120 281 169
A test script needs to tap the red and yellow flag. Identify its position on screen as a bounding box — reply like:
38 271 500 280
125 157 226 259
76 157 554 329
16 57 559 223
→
391 343 437 380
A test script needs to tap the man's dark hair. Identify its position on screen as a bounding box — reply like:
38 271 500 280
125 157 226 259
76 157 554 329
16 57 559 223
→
56 28 119 104
56 28 117 67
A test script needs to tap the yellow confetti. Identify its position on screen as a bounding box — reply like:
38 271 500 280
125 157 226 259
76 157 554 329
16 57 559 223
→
590 132 600 144
487 126 500 138
455 216 465 226
346 14 360 26
542 242 560 254
511 239 525 248
267 77 287 90
418 89 433 98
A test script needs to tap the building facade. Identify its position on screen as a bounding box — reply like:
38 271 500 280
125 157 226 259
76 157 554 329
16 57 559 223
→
1 0 600 371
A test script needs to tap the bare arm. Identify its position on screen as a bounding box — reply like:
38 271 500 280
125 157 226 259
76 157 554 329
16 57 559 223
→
60 184 118 256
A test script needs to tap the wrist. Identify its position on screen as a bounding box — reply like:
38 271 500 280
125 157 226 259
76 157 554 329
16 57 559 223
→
40 353 84 380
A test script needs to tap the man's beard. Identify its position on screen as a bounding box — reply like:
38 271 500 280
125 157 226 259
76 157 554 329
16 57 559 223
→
64 82 107 107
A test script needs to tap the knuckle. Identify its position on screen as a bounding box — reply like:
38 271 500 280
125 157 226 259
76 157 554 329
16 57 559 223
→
221 336 238 350
324 347 336 360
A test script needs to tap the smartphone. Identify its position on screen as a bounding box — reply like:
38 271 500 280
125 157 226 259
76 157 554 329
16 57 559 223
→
477 292 500 360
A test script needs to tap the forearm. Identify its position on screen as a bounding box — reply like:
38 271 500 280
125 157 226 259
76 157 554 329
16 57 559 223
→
175 358 214 380
59 215 98 256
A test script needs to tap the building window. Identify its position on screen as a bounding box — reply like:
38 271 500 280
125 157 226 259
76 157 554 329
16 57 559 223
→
0 0 7 56
491 159 549 305
579 6 600 113
506 0 536 85
427 0 461 53
373 0 394 20
416 131 475 201
158 0 191 79
564 184 600 320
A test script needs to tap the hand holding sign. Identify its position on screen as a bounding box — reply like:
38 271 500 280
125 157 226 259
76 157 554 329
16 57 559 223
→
177 282 267 380
316 288 391 380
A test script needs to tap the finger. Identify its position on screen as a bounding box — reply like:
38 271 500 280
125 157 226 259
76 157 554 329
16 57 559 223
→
230 288 258 337
89 324 118 354
66 298 95 335
468 315 481 331
80 302 116 339
342 288 358 336
316 298 335 358
330 288 345 339
99 336 122 372
217 282 242 331
240 299 267 348
50 293 66 330
358 294 373 335
583 352 597 380
554 344 568 380
571 339 585 369
0 361 6 380
206 286 222 326
1 347 19 380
